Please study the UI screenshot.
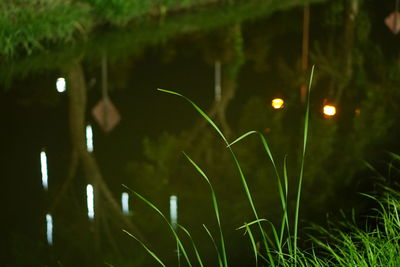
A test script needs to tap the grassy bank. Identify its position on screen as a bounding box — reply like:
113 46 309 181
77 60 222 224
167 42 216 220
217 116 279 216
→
311 187 400 266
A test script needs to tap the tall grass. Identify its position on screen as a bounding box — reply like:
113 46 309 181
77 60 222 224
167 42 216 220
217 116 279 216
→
121 66 315 266
310 187 400 266
122 67 400 266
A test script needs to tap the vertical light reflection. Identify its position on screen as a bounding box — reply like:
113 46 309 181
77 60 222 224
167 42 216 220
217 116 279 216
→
86 184 94 220
46 214 53 245
121 192 130 215
40 150 48 190
56 78 66 93
86 125 94 152
214 61 221 102
170 195 178 229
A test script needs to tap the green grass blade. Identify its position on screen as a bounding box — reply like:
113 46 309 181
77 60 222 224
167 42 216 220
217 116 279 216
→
236 219 268 230
123 229 166 267
237 219 284 264
269 223 285 264
282 155 292 254
183 152 228 267
229 129 291 257
177 240 181 267
122 185 192 267
294 65 315 262
158 88 226 142
245 222 258 265
228 149 275 265
388 152 400 162
256 132 290 255
227 130 257 147
203 224 223 267
159 88 275 266
177 224 204 267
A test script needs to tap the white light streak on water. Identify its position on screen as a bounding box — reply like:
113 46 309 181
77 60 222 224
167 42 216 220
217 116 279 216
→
121 192 130 215
56 78 66 93
170 195 178 229
87 184 95 220
86 125 94 152
40 151 48 190
214 61 221 102
46 214 53 245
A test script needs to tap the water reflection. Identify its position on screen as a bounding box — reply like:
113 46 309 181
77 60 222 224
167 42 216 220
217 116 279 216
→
86 125 94 153
322 104 336 117
56 78 66 93
214 61 222 102
170 195 178 230
40 150 48 190
46 214 53 245
86 184 95 220
2 1 400 266
121 192 130 215
271 98 284 109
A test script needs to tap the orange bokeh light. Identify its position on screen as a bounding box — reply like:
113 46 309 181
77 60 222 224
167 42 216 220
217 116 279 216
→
323 105 336 117
272 98 284 109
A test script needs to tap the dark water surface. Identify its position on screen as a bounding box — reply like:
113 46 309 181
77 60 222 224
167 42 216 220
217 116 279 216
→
2 1 400 266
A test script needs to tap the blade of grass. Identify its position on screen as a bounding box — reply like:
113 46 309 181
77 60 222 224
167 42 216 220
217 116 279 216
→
203 224 223 267
157 89 226 142
236 219 268 230
122 185 192 267
183 152 228 267
177 224 204 267
123 229 166 267
245 222 259 265
177 239 181 267
228 150 274 265
229 129 290 259
237 219 283 264
158 88 275 265
294 65 315 262
227 130 257 147
282 154 292 254
228 131 291 258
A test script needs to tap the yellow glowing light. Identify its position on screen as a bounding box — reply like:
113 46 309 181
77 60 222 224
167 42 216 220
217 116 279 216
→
323 105 336 117
272 98 284 109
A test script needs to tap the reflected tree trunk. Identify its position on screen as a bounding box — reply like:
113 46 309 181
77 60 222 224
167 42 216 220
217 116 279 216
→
51 59 145 253
67 59 102 256
300 5 310 103
216 24 243 137
184 24 244 148
335 0 359 103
